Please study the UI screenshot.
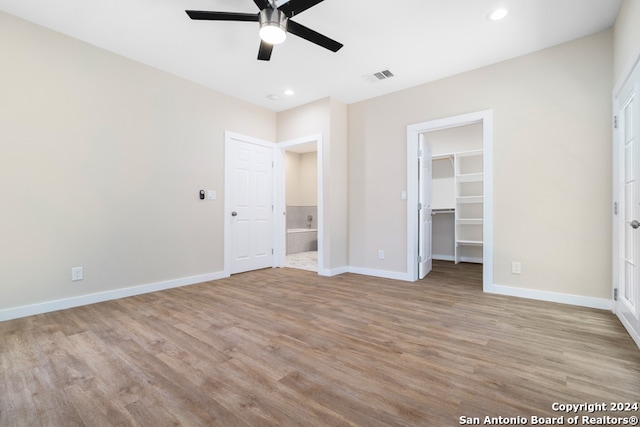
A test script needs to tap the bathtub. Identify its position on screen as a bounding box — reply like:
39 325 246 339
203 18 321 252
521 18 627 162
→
287 228 318 255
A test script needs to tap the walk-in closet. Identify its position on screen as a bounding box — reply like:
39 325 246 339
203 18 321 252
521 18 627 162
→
429 123 483 264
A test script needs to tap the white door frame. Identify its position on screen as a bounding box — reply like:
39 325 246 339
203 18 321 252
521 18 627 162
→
275 133 325 274
224 131 277 276
612 49 640 348
406 110 494 288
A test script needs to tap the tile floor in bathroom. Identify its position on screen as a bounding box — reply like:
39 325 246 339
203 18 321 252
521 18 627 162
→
285 251 318 272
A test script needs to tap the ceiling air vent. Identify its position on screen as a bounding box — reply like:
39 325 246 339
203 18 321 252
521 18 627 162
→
362 69 394 83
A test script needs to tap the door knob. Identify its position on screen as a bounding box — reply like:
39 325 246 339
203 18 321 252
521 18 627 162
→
631 220 640 229
231 211 238 217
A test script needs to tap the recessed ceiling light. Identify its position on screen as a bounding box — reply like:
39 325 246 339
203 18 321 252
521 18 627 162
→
487 7 509 21
283 89 295 96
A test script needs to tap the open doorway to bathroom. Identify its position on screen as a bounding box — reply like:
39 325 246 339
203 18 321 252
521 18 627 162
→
283 142 318 272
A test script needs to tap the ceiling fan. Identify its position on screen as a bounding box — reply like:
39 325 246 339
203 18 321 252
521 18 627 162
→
185 0 343 61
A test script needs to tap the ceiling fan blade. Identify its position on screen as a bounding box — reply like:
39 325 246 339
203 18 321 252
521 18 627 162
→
287 20 343 52
278 0 324 17
185 10 259 22
253 0 270 10
257 40 274 61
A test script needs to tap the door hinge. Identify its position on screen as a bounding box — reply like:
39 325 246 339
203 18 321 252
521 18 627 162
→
417 255 423 263
614 116 618 129
418 203 423 210
272 248 274 255
614 288 618 301
614 201 618 215
417 150 423 157
272 161 274 168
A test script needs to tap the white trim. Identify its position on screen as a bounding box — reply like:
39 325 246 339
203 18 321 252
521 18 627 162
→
489 284 612 311
319 266 349 277
433 255 482 263
459 257 483 264
224 131 277 276
347 266 412 282
618 311 640 348
0 271 228 322
407 110 494 289
276 133 324 273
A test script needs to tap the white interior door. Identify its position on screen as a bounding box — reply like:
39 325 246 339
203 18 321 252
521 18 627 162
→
615 60 640 347
418 134 433 279
227 138 274 274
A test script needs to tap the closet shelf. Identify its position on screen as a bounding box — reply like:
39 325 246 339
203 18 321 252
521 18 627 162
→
433 147 484 265
456 173 483 183
456 196 483 204
456 218 483 225
455 149 483 158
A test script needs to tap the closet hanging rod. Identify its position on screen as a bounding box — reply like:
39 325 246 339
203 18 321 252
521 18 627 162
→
432 208 455 215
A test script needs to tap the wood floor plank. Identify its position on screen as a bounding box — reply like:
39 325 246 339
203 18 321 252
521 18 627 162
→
1 261 639 426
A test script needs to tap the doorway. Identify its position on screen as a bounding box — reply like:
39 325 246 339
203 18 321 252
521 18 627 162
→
406 110 494 289
276 133 324 274
283 143 319 272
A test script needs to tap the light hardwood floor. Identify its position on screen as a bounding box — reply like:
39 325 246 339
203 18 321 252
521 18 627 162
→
1 261 639 426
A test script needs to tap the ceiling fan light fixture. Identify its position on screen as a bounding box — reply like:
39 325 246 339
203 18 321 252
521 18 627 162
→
259 8 288 45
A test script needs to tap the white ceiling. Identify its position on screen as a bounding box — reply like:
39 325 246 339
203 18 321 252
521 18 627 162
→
0 0 622 112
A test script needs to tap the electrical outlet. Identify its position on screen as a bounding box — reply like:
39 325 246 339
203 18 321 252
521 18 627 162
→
71 267 83 281
511 262 522 275
378 250 385 260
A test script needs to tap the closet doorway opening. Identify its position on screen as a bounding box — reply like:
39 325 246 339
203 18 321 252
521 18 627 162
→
276 134 323 273
407 110 493 289
429 124 484 267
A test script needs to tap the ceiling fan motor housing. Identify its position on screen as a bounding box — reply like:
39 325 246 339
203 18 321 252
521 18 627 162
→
259 8 288 44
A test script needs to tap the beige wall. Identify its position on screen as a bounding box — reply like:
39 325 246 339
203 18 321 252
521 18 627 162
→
285 151 317 206
613 0 640 84
429 123 483 156
348 30 613 298
0 12 276 310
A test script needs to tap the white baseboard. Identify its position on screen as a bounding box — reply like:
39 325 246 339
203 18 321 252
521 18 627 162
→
460 256 483 264
486 283 612 310
0 271 229 322
319 266 349 277
1 267 615 323
346 266 412 282
433 255 482 263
